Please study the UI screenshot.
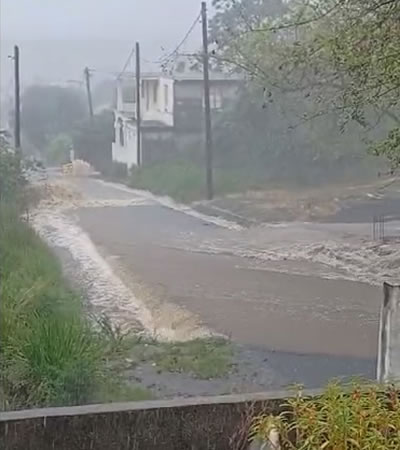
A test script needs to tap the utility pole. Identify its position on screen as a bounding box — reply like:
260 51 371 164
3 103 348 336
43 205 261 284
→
201 1 213 200
84 67 94 118
135 42 142 166
14 45 21 152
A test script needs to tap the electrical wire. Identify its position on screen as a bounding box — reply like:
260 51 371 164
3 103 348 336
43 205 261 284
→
117 47 135 79
88 68 123 76
91 9 201 79
158 11 201 66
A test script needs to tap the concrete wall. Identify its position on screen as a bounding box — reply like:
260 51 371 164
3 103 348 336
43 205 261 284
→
377 282 400 382
112 113 138 168
0 390 320 450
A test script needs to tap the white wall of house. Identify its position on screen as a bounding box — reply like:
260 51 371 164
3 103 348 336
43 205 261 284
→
112 74 241 168
112 112 138 168
116 76 174 127
176 81 239 110
116 80 136 117
141 77 174 126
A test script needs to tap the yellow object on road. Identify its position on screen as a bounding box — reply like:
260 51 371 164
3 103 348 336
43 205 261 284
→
62 160 93 177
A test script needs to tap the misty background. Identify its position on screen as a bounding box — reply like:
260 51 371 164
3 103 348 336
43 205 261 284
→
0 0 388 186
0 0 209 102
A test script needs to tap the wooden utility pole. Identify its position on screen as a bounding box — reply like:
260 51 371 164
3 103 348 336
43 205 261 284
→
84 67 94 118
201 1 213 200
14 45 21 152
135 42 142 166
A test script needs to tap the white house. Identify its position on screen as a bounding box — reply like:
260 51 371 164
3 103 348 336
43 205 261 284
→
112 73 174 168
112 71 241 169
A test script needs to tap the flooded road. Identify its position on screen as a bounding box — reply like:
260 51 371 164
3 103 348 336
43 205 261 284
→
78 204 379 358
32 175 386 388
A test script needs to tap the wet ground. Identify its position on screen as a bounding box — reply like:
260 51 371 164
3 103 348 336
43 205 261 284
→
127 346 374 398
32 175 391 395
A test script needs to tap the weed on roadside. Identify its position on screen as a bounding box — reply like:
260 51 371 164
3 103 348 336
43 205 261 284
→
250 382 400 450
124 336 234 379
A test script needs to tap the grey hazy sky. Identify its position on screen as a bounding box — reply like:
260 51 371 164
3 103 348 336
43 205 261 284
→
1 0 209 40
1 0 211 91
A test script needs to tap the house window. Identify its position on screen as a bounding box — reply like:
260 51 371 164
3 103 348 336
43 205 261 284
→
164 85 169 111
118 119 125 147
153 81 158 103
141 81 145 98
210 86 222 109
121 83 135 103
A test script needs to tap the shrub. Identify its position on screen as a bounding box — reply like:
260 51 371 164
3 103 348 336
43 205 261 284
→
46 134 72 165
110 161 128 179
0 147 25 201
250 383 400 450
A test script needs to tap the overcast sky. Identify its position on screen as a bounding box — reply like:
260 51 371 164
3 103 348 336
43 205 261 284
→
1 0 209 40
0 0 211 95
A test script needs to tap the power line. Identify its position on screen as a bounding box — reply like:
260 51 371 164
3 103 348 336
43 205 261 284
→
89 13 201 79
158 11 201 66
87 68 123 76
117 47 135 79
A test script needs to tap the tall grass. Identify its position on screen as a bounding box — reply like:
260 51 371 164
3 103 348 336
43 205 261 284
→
0 203 105 409
250 383 400 449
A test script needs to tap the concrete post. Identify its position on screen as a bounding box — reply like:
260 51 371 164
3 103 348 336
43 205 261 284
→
377 282 400 382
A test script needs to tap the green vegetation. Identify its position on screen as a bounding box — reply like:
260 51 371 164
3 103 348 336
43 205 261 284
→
125 336 233 379
46 133 72 165
0 203 151 410
129 161 261 203
206 0 398 177
0 203 96 408
250 383 400 449
0 148 25 201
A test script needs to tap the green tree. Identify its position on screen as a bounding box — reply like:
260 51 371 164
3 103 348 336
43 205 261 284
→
212 0 400 168
203 0 387 183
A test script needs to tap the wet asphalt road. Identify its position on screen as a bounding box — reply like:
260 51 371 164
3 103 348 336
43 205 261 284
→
66 178 379 386
77 205 379 358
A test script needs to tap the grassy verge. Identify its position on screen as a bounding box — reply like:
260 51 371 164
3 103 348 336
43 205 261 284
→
128 161 262 203
0 203 150 410
125 336 233 379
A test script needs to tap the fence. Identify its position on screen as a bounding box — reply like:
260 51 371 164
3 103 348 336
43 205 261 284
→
372 215 386 241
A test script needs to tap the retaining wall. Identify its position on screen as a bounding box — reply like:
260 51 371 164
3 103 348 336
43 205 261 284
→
0 390 320 450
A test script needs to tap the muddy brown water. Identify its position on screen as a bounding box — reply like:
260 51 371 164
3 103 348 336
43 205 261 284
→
36 176 381 392
76 205 380 358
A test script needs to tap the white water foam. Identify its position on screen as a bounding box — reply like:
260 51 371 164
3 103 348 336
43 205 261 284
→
95 179 244 231
31 202 212 341
180 229 400 287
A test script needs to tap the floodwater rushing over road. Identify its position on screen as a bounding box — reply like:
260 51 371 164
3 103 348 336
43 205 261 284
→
31 174 399 387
